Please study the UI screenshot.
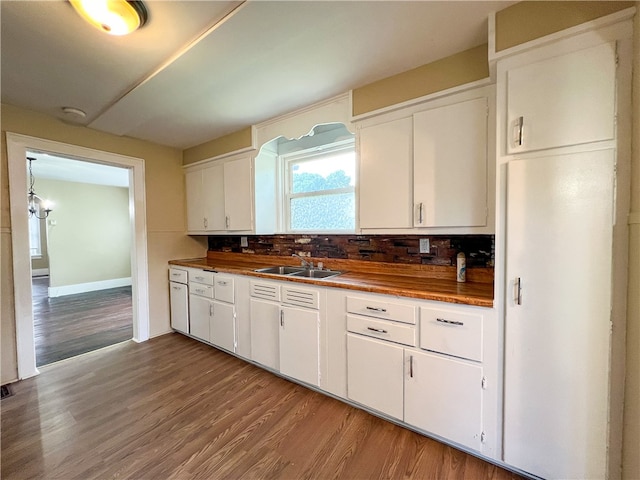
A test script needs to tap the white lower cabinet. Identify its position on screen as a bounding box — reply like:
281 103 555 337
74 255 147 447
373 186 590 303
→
405 350 483 450
189 294 211 342
280 305 319 386
347 333 404 420
250 297 280 370
210 300 235 352
169 281 189 334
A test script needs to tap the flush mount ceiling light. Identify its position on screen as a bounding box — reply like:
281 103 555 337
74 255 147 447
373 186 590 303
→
69 0 148 36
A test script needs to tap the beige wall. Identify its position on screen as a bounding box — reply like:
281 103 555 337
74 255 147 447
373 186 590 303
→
495 1 634 52
352 44 489 117
623 5 640 479
1 104 207 384
183 126 253 166
37 179 130 288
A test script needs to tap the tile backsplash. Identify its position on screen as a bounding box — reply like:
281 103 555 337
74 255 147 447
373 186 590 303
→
208 234 494 268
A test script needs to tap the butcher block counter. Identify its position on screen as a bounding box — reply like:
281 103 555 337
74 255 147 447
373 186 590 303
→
170 251 494 307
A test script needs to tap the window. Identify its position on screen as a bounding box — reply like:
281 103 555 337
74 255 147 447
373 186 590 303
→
29 214 42 257
283 139 356 232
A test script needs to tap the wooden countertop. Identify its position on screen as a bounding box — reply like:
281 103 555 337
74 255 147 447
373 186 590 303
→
169 252 494 308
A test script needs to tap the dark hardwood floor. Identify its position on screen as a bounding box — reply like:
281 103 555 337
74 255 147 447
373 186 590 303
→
33 276 133 367
1 334 524 480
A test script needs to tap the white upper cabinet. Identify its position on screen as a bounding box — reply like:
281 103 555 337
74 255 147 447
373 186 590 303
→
185 153 254 234
358 86 492 232
358 117 413 229
413 97 488 227
506 42 616 154
223 156 253 231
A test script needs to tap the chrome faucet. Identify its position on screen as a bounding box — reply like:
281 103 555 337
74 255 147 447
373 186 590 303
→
292 253 313 269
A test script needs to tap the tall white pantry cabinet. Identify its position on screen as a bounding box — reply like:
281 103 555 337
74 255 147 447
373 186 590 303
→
494 15 633 480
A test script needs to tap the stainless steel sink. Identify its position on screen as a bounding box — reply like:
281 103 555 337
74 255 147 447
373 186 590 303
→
289 269 342 279
255 266 342 279
255 266 306 275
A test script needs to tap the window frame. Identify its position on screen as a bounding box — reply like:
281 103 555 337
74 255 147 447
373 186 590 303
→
29 214 42 258
281 138 356 234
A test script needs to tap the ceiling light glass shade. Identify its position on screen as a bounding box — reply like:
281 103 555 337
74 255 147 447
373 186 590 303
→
69 0 148 36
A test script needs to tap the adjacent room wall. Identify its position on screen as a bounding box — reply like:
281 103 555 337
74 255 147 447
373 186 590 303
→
36 178 131 291
1 103 207 385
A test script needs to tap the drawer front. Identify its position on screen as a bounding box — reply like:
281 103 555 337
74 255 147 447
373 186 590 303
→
347 315 416 347
169 268 187 284
214 275 235 303
419 306 483 362
189 283 214 298
250 281 281 301
282 286 319 310
347 296 416 325
189 270 214 285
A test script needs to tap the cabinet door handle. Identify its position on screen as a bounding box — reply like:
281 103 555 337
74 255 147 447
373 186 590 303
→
515 277 522 305
366 326 388 334
514 116 524 147
225 215 230 229
409 355 414 378
280 310 284 327
436 318 464 326
366 306 387 313
418 202 424 224
204 217 208 229
209 303 214 316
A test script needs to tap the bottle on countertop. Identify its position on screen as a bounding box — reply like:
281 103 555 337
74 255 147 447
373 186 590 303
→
456 252 466 283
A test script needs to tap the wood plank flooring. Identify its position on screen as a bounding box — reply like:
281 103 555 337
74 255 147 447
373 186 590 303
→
33 276 133 367
1 334 524 480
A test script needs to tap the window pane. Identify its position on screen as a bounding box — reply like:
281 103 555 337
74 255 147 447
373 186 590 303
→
291 152 355 194
290 193 355 230
29 215 41 257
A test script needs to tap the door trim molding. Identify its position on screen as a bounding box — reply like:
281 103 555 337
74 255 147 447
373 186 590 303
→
6 133 150 379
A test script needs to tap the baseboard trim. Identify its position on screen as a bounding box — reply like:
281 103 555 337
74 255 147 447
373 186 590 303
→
48 277 132 298
32 268 49 277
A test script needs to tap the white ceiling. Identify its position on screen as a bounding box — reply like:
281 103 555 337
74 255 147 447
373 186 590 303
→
2 0 513 150
28 152 130 188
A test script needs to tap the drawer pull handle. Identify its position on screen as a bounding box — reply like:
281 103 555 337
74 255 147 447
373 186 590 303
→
367 327 388 334
195 276 204 281
171 273 181 277
366 306 387 313
217 281 228 286
436 318 464 326
172 286 181 291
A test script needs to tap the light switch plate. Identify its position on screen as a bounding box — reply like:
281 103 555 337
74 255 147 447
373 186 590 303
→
419 238 430 253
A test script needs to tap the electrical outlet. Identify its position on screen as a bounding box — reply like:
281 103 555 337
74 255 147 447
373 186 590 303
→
240 236 248 247
419 238 430 253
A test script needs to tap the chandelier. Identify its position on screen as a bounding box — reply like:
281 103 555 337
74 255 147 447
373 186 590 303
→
27 157 52 219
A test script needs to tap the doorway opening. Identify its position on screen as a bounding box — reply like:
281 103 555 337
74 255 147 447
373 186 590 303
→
27 152 134 367
7 133 150 380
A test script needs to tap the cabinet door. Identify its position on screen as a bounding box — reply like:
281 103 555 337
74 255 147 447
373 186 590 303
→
249 298 280 370
280 305 320 386
405 350 483 451
503 151 614 479
188 295 211 342
202 163 226 231
413 97 487 227
347 333 404 420
359 117 412 229
211 300 235 352
224 156 253 231
185 170 204 231
169 282 189 334
506 42 616 153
